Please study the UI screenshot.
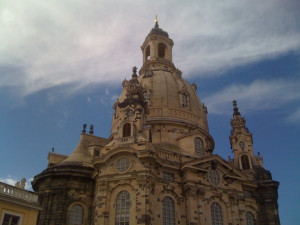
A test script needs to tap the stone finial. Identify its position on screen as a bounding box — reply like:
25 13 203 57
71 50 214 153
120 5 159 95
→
15 178 26 189
155 15 159 28
131 66 138 82
132 66 138 79
82 124 87 134
89 124 94 135
133 66 137 74
232 100 241 117
51 147 54 152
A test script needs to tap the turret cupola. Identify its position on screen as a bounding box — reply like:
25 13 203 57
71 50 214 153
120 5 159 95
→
140 17 174 67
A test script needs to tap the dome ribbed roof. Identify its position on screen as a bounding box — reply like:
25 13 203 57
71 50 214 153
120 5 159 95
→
146 23 169 39
139 71 208 132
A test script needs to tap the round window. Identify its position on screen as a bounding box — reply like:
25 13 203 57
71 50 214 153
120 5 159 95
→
239 141 245 149
116 158 130 172
208 169 220 186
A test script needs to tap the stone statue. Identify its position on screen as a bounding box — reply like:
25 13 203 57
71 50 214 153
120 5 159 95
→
15 178 26 189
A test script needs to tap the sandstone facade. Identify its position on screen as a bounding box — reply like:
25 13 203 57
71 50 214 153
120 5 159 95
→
32 21 280 225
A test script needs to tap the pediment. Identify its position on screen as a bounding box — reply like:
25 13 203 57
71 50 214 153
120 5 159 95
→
182 155 247 181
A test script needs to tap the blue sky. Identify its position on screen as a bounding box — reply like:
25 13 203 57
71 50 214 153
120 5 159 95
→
0 0 300 224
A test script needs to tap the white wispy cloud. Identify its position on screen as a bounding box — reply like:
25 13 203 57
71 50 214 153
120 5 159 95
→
0 176 33 191
203 79 300 122
57 107 69 128
286 107 300 123
0 0 299 97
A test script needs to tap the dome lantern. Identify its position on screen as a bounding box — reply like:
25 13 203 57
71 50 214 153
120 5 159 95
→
141 18 174 65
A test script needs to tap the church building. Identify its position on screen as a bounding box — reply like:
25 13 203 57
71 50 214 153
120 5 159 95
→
32 20 280 225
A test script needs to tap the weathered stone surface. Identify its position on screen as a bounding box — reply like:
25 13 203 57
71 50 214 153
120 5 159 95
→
32 22 280 225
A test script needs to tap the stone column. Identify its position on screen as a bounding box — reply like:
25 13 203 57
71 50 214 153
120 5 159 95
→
136 176 152 225
184 185 198 225
93 180 110 225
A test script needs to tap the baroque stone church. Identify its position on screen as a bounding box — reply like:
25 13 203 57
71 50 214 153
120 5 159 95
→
32 20 280 225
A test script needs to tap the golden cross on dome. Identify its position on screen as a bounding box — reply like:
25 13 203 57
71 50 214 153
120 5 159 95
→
155 15 158 23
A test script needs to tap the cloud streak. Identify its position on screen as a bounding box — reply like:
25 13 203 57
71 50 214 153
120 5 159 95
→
203 78 300 122
286 107 300 123
0 0 299 97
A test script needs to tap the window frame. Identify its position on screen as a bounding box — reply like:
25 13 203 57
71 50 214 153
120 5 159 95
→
162 196 175 225
116 157 131 173
181 93 189 108
0 211 22 225
194 137 205 155
68 204 84 225
208 169 220 186
122 123 131 137
210 202 223 225
115 191 130 225
246 211 256 225
163 172 175 182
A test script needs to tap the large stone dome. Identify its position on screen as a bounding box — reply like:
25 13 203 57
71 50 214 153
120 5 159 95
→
109 21 214 154
138 67 208 132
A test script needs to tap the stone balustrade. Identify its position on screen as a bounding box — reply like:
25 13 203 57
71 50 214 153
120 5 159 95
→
0 182 38 203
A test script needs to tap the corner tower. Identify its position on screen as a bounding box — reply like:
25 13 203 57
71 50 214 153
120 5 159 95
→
229 100 263 169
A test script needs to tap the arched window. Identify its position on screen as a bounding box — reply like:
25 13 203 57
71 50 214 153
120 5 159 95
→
181 93 189 108
194 137 204 155
116 191 130 225
211 202 223 225
123 123 131 137
241 155 250 170
68 204 84 225
145 45 150 61
162 196 175 225
208 169 220 186
158 43 167 58
246 212 256 225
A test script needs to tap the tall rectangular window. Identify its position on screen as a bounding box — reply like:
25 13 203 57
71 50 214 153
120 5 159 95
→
211 202 223 225
163 196 175 225
2 214 20 225
181 93 189 108
163 172 174 181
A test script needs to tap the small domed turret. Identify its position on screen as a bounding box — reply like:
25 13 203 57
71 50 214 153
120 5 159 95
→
141 18 174 64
